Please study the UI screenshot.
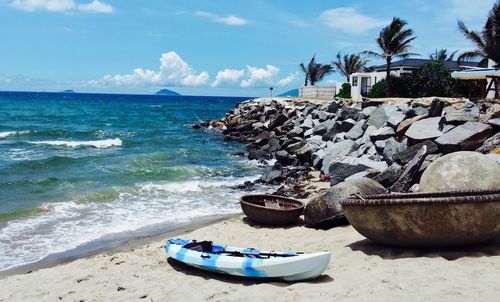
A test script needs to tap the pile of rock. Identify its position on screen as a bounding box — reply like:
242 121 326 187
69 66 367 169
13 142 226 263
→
198 97 500 198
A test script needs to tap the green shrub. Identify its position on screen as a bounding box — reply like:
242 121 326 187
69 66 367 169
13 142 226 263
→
335 83 351 98
367 80 385 98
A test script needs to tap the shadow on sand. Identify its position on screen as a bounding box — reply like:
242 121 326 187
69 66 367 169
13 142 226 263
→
167 258 334 286
240 216 305 229
347 237 500 260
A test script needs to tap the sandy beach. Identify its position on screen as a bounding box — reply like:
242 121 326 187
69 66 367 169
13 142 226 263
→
0 215 498 302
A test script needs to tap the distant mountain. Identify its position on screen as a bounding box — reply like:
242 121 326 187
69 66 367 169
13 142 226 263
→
61 90 75 93
278 89 299 97
155 89 181 96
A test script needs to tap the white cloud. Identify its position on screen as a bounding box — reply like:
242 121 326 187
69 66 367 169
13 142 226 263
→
277 73 299 86
211 69 245 87
94 51 210 87
195 10 247 26
320 7 387 34
90 51 298 89
77 0 113 13
10 0 113 13
240 65 280 88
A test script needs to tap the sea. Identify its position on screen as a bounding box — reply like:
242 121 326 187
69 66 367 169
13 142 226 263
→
0 91 269 271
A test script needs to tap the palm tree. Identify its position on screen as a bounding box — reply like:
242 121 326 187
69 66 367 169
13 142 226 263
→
457 2 500 67
299 55 334 86
364 17 417 97
429 49 459 61
332 52 370 82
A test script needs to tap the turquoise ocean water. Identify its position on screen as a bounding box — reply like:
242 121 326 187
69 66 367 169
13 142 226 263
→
0 91 267 270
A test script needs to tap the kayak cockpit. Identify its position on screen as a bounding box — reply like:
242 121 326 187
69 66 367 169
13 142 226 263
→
167 239 299 259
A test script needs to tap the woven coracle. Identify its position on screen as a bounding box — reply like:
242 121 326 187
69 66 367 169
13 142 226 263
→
340 190 500 247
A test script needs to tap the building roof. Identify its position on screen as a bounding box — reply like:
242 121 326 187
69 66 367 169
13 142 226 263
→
368 58 479 71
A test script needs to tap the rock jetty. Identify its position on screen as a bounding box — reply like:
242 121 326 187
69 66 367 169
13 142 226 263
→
196 97 500 198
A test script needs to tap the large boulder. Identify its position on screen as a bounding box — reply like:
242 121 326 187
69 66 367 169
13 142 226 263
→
435 122 492 153
304 177 387 228
329 156 388 185
419 151 500 192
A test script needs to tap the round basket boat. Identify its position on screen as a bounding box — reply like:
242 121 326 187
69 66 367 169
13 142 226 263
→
240 195 305 226
340 190 500 248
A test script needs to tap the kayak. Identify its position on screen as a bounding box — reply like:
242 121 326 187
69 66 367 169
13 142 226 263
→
165 239 330 281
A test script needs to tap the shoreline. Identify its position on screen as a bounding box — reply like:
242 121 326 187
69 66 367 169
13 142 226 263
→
0 213 238 279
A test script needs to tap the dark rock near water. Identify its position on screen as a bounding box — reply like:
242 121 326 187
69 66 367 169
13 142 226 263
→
268 114 288 129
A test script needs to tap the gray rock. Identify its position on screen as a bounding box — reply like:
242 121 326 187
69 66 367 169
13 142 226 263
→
260 169 283 184
275 150 295 165
366 106 389 128
295 144 312 162
359 106 377 119
390 145 428 192
304 177 387 228
435 122 492 153
372 164 403 187
327 101 342 113
301 117 314 129
355 125 377 145
338 106 360 120
317 111 335 121
483 103 500 121
340 119 357 132
260 138 280 152
311 124 328 136
428 98 446 117
383 138 408 163
320 140 356 173
387 111 407 128
393 140 438 164
405 117 443 141
370 127 396 141
420 151 500 192
345 119 366 140
322 122 343 141
287 127 303 139
442 100 480 125
489 118 500 128
268 114 288 129
303 128 314 138
476 132 500 154
396 114 428 135
407 106 429 118
329 156 388 185
374 139 388 151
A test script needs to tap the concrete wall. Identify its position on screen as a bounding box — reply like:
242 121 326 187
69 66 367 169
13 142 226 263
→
299 86 336 99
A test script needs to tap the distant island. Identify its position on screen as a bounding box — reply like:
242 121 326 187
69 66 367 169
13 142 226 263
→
155 89 181 96
61 90 75 93
278 89 299 97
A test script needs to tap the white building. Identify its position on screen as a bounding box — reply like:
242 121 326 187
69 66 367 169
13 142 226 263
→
349 58 479 100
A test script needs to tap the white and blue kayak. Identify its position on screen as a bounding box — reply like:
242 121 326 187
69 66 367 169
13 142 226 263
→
165 239 330 281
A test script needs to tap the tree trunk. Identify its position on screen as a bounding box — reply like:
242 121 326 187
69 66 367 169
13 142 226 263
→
385 57 391 97
304 77 308 86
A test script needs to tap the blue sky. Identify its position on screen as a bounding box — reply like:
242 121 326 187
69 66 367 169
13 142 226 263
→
0 0 496 96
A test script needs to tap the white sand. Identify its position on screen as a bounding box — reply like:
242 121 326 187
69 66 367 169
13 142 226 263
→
0 215 499 302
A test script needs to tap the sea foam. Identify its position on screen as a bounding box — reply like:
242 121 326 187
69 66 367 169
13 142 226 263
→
0 131 30 139
27 138 122 148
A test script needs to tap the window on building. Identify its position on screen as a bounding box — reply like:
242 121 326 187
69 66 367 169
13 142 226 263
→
352 77 358 87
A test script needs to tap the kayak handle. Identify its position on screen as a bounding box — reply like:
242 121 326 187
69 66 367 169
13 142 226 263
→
201 253 211 259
